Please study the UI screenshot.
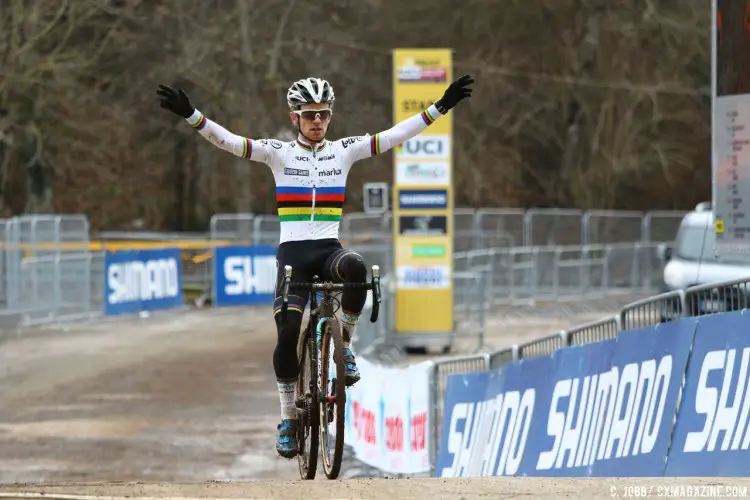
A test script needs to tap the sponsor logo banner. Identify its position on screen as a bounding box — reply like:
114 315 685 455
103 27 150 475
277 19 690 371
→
399 215 447 236
396 265 450 289
435 319 696 477
284 167 309 176
213 245 277 306
104 248 183 316
397 57 448 83
412 244 446 258
392 48 453 333
395 136 451 159
345 357 431 474
665 311 750 476
398 189 448 209
396 161 450 185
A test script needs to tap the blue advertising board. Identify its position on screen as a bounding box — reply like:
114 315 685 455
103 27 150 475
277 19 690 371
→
665 311 750 476
104 248 183 316
212 245 277 306
436 353 557 477
435 318 697 477
398 189 448 209
587 319 695 476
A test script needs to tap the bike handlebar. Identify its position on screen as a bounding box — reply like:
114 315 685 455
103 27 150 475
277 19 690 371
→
280 264 382 324
288 282 373 290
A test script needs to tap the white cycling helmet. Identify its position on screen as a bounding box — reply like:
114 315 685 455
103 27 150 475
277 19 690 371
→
287 77 335 110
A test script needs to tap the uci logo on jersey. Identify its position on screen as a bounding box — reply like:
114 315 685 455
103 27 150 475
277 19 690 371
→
295 156 310 162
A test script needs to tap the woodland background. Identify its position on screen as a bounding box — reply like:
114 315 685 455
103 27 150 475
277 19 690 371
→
0 0 716 231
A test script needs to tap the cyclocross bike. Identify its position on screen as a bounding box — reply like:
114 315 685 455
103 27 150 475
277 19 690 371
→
278 263 382 480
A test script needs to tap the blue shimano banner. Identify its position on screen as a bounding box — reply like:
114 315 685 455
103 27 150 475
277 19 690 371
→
435 370 494 478
435 354 556 477
213 245 277 306
587 319 695 477
104 248 183 316
530 339 617 477
665 311 750 476
435 318 696 478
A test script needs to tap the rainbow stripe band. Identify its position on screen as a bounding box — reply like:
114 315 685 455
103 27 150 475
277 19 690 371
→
370 134 381 156
296 140 326 152
274 304 304 316
279 214 342 222
420 108 436 126
275 186 346 222
242 138 252 159
192 114 207 130
278 207 343 216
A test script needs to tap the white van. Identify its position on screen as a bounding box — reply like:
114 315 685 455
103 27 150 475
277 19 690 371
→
661 202 750 290
658 201 750 318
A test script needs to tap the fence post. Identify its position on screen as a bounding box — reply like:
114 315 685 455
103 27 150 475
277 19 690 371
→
428 361 439 476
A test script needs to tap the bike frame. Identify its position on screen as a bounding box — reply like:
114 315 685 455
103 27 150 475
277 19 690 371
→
285 265 381 424
311 290 335 396
280 264 381 480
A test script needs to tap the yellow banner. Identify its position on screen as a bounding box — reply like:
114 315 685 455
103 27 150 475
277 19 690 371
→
392 48 453 334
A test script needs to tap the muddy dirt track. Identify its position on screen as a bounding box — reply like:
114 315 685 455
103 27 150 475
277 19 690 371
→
0 302 624 485
0 300 696 499
3 478 750 499
0 308 296 483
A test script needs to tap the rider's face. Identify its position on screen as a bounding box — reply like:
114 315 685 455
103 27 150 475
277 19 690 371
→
290 103 332 142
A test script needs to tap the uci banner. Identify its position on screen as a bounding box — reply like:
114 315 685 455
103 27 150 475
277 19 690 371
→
392 48 454 336
104 248 183 316
435 318 696 477
212 245 277 306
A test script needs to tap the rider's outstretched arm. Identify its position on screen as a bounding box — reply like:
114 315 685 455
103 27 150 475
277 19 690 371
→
185 109 280 164
345 74 474 163
157 84 277 164
344 105 442 163
372 103 442 157
186 109 252 159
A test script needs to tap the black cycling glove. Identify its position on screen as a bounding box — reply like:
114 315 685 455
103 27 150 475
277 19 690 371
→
435 74 474 114
157 84 195 119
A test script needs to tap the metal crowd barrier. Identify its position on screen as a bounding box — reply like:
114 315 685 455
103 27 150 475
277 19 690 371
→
566 315 620 346
683 277 750 316
619 289 685 330
516 331 567 360
209 207 687 250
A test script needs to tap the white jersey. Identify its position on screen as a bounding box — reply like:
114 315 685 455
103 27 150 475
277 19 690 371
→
185 104 443 244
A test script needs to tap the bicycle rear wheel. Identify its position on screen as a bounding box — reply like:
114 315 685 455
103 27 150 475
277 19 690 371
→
296 320 319 480
318 316 346 479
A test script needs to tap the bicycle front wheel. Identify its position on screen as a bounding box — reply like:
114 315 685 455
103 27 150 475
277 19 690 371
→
318 316 346 479
296 320 319 480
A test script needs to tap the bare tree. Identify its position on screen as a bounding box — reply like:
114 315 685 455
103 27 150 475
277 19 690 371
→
0 0 712 230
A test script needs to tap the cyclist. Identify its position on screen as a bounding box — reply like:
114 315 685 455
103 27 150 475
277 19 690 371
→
156 74 474 459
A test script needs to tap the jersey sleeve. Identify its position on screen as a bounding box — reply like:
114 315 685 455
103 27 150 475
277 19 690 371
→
185 109 280 165
343 103 444 163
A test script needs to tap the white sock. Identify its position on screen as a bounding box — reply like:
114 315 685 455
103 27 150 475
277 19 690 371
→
277 380 297 420
340 310 360 348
